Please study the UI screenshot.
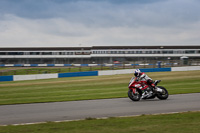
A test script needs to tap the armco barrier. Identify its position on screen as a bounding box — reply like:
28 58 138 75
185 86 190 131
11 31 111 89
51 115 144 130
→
0 75 13 82
58 71 98 78
140 68 171 72
13 74 58 81
171 66 200 71
0 63 160 67
98 69 133 76
0 66 200 82
30 64 38 67
98 68 171 76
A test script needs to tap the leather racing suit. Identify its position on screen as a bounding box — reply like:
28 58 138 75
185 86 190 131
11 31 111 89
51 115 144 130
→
131 72 155 93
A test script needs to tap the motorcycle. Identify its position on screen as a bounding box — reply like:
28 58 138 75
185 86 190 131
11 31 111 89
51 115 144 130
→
128 77 168 101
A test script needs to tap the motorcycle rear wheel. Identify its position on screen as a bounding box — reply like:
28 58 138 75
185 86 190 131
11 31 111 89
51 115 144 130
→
156 86 168 100
128 89 141 101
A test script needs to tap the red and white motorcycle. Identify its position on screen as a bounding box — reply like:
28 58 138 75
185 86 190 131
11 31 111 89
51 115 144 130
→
128 77 168 101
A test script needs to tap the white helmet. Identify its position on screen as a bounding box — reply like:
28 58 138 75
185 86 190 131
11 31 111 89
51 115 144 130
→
134 69 141 77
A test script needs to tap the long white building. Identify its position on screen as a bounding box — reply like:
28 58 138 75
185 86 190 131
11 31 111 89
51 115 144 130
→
0 46 199 64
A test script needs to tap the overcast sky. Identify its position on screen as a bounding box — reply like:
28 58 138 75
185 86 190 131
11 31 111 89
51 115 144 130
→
0 0 200 47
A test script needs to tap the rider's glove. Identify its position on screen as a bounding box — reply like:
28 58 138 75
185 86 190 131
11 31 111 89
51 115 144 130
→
151 83 155 88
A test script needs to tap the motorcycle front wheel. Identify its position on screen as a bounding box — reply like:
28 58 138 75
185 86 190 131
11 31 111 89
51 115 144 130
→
156 86 168 100
128 89 141 101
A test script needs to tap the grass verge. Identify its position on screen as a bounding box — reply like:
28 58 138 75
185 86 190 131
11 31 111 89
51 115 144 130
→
0 111 200 133
0 66 121 76
0 70 200 105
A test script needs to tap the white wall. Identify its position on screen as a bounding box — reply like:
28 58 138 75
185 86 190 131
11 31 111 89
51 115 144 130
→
171 66 200 71
98 69 134 76
14 74 58 81
10 66 200 82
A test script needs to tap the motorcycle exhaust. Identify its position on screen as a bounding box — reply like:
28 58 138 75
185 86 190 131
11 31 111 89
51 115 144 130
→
155 87 163 93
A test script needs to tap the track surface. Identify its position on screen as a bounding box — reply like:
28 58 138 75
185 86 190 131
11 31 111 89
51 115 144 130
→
0 93 200 125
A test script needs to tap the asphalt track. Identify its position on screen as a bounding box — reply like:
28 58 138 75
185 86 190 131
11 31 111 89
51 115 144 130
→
0 93 200 125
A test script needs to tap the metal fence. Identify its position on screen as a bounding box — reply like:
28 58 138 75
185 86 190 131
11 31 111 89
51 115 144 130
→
0 59 200 76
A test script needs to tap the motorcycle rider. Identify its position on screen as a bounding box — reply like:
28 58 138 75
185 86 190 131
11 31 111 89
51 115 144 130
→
132 69 155 98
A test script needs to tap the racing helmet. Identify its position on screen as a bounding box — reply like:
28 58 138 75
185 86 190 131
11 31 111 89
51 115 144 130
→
134 69 141 77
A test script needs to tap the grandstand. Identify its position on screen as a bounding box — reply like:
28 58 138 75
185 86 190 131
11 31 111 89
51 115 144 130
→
0 46 199 65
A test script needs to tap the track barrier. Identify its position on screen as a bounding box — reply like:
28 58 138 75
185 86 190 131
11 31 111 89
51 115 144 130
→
0 66 199 82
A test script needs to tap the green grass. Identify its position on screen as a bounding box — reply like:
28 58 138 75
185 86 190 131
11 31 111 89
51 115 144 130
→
0 70 200 105
0 71 200 132
0 111 200 133
0 65 157 76
0 66 123 76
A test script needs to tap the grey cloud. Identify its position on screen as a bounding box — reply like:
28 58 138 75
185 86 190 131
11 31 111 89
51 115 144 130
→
1 0 200 28
0 0 200 47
